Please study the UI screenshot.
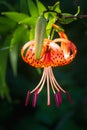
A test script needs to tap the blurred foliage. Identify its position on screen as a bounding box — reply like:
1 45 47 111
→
0 0 87 130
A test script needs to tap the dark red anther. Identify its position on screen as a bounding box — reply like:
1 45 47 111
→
58 91 62 104
25 91 30 106
54 93 59 107
66 91 73 104
32 89 38 107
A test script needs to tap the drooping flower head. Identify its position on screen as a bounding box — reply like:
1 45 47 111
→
21 24 77 107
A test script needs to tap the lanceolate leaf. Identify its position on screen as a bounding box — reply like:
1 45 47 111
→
0 35 11 100
2 12 29 23
0 17 16 28
58 6 80 24
19 0 28 13
29 25 35 40
19 17 37 25
10 44 18 76
59 13 76 24
48 1 61 13
0 17 16 34
36 0 46 15
27 0 38 17
10 25 27 76
0 1 14 11
10 25 26 51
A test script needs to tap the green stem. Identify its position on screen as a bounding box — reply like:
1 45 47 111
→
43 10 87 19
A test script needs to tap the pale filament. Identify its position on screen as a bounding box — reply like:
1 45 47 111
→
30 68 46 94
49 67 66 93
46 67 50 106
31 66 66 103
48 67 56 94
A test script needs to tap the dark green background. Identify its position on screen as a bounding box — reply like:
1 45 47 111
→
0 0 87 130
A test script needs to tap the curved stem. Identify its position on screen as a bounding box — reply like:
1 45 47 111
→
43 10 87 19
64 15 87 19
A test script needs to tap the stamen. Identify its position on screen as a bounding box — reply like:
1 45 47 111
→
25 91 30 106
54 93 59 107
58 91 62 104
50 67 66 93
38 69 47 93
49 67 56 94
66 91 73 104
46 68 50 106
30 69 46 94
32 89 38 107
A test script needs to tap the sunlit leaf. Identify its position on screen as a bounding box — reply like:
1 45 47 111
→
46 14 56 37
2 12 29 23
19 17 37 25
48 1 61 13
10 25 26 51
46 18 55 37
29 25 35 40
36 0 46 15
27 0 38 17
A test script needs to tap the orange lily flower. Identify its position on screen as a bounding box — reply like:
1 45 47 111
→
21 24 77 107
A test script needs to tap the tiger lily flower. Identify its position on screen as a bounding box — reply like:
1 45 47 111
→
21 24 77 107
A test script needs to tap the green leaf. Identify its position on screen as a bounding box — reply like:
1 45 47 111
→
0 17 16 34
36 0 46 15
0 1 14 11
2 12 29 23
10 25 27 76
0 49 8 83
27 0 38 17
46 17 56 36
10 25 26 50
10 44 18 76
0 35 11 82
0 24 11 34
29 25 35 40
0 83 11 101
59 13 76 24
19 0 28 13
0 47 9 51
0 16 16 27
19 17 37 25
58 6 80 25
0 35 11 100
48 1 61 13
